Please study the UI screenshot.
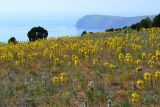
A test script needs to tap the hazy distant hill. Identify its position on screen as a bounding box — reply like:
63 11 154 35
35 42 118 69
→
76 15 155 30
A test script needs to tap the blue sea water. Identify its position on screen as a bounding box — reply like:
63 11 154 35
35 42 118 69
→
0 18 81 42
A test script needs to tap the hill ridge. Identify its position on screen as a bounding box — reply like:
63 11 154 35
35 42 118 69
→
76 14 155 30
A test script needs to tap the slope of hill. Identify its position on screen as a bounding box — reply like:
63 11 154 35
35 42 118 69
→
76 15 155 30
1 28 160 106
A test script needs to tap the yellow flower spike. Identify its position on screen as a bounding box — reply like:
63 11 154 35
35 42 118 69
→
109 64 116 69
1 55 6 60
60 61 64 65
33 52 38 57
50 53 54 59
137 45 142 50
136 60 141 65
136 80 144 89
15 60 20 65
155 71 160 80
63 55 67 59
18 52 24 59
131 92 139 103
93 59 98 65
52 76 59 85
74 56 79 61
118 53 124 62
60 72 67 84
54 58 60 64
136 67 142 72
74 59 80 66
104 62 110 67
65 91 70 97
21 59 25 64
125 56 133 63
61 72 67 78
156 50 160 54
142 53 146 59
100 48 103 51
151 56 156 60
8 53 14 60
72 54 76 61
117 47 122 53
148 60 155 68
156 51 160 61
149 53 153 58
28 54 32 60
144 72 151 82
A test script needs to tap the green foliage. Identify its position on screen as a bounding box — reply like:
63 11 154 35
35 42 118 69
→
153 14 160 27
119 99 132 107
27 26 48 42
105 28 114 32
81 31 87 36
25 97 37 107
86 83 109 103
8 37 17 44
4 89 15 97
130 23 140 30
86 88 96 102
139 17 152 29
130 14 160 30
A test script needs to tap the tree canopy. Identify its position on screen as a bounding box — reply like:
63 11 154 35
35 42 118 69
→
8 37 17 44
27 26 48 42
139 17 152 29
152 14 160 27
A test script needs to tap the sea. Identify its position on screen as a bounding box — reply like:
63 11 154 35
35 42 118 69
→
0 17 82 42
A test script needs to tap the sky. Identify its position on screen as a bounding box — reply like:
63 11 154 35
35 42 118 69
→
0 0 160 18
0 0 160 42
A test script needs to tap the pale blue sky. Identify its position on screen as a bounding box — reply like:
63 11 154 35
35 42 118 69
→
0 0 160 17
0 0 160 42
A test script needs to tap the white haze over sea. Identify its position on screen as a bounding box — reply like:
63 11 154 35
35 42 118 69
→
0 14 82 42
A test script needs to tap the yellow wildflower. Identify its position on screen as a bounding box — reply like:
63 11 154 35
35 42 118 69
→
136 80 144 89
74 59 80 66
144 72 151 81
15 60 20 65
155 71 160 80
93 59 98 65
54 58 60 64
156 50 160 60
52 76 59 85
109 64 116 69
148 60 154 68
142 53 146 59
60 72 67 84
136 67 142 72
135 60 141 65
118 53 124 62
60 61 64 65
131 92 139 103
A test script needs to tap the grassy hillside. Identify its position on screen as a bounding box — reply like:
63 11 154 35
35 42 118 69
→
0 28 160 107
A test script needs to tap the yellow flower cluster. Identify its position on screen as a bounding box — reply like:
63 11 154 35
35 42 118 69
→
131 92 139 103
144 72 151 82
52 72 67 85
93 59 98 65
136 67 142 72
136 80 144 89
142 52 146 59
124 53 133 63
52 76 59 85
155 71 160 80
156 50 160 61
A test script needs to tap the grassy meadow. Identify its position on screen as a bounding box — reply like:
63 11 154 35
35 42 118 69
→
0 28 160 107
